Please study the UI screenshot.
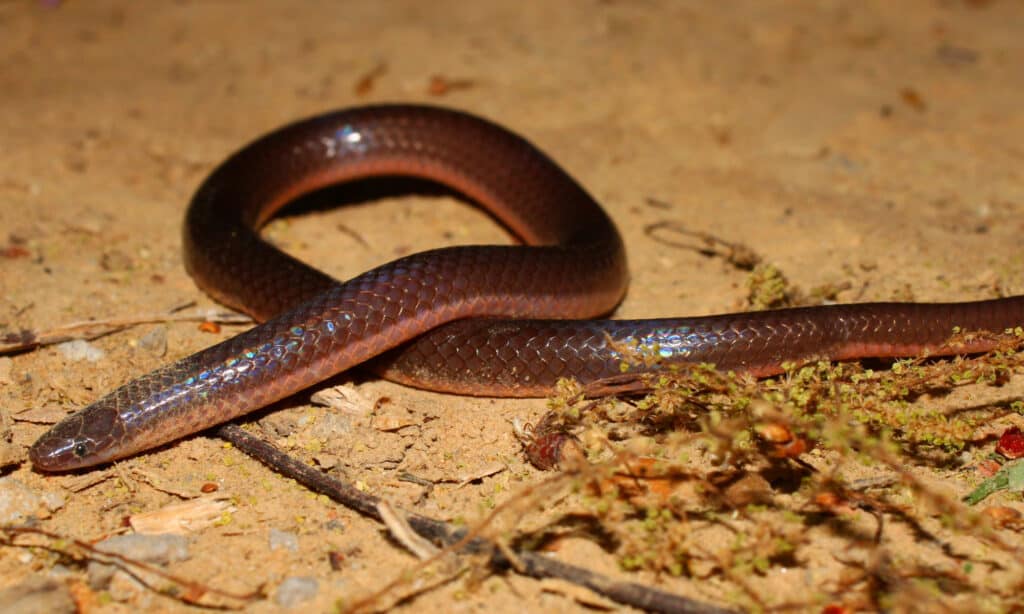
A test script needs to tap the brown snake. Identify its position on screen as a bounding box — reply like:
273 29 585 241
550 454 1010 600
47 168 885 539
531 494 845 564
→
29 104 1024 471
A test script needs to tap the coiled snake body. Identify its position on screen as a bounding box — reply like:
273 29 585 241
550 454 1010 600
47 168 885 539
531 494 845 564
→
29 105 1024 471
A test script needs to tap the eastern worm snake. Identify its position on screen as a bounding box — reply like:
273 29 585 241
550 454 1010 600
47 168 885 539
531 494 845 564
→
29 104 1024 471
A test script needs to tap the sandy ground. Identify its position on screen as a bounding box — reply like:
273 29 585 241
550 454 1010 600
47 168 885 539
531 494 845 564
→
1 0 1023 612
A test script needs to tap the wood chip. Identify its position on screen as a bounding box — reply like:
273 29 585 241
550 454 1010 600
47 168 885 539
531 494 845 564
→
61 470 115 493
371 414 418 432
453 462 507 488
129 495 235 535
377 501 438 560
310 384 374 417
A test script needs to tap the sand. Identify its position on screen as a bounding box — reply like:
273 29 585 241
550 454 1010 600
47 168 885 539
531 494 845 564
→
1 1 1022 611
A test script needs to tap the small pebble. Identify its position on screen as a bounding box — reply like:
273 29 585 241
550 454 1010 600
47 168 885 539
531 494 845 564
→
268 528 299 552
259 412 300 438
313 453 339 470
138 326 167 357
275 576 319 608
57 339 105 363
0 577 76 614
0 477 46 524
40 490 65 513
100 249 134 272
88 533 190 588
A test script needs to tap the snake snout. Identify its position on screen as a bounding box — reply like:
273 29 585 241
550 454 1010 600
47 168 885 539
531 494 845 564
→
29 406 121 472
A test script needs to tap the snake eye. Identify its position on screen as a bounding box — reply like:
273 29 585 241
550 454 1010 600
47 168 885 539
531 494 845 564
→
74 442 89 458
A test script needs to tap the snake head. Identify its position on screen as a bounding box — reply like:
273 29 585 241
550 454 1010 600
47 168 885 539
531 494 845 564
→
29 405 124 472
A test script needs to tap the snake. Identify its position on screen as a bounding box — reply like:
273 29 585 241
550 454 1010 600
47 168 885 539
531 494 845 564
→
29 104 1024 471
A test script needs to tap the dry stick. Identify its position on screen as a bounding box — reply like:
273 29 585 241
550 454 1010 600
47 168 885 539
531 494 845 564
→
642 218 761 270
0 526 260 608
217 424 737 614
0 310 253 354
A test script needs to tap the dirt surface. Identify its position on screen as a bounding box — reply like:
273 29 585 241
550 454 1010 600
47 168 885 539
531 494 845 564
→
1 1 1023 612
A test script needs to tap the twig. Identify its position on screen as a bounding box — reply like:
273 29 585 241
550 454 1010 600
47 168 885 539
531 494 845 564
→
216 424 737 614
0 526 260 608
377 501 440 560
0 309 252 355
642 218 761 270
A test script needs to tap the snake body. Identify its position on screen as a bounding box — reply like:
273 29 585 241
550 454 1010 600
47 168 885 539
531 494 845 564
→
29 105 1024 471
